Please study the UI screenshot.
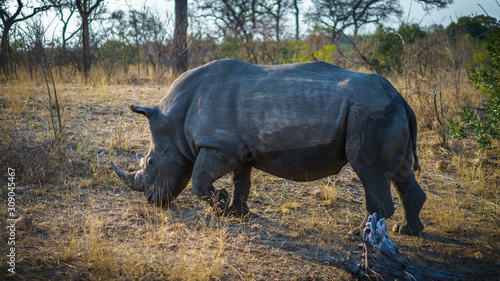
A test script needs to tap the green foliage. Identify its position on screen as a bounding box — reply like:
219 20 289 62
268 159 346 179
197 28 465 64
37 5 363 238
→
288 40 336 64
312 44 336 63
98 40 134 80
366 24 426 74
289 40 312 63
446 15 498 40
447 28 500 149
398 24 427 44
219 36 244 60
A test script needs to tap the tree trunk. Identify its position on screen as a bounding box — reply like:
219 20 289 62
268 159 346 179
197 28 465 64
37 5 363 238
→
275 2 281 44
0 20 12 75
173 0 188 75
82 14 90 81
293 0 299 62
0 0 22 76
294 0 300 41
136 41 140 76
76 0 104 83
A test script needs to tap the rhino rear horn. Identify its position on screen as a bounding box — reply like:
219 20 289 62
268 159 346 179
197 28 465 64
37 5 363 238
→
129 104 156 119
110 161 143 191
136 153 145 166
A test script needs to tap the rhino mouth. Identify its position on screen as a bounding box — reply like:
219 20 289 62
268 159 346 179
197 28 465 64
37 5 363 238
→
110 161 144 192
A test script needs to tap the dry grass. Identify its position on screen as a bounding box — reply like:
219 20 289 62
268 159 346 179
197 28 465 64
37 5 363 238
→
0 70 499 280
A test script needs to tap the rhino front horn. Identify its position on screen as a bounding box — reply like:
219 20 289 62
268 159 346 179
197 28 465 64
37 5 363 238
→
110 161 143 191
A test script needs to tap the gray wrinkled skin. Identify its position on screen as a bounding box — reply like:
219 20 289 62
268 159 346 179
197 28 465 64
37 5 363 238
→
111 59 426 235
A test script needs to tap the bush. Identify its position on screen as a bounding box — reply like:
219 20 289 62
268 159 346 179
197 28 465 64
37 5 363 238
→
447 28 500 149
364 24 426 74
446 15 497 41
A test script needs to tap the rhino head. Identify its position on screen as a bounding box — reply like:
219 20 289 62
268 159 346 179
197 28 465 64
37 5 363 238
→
111 105 193 206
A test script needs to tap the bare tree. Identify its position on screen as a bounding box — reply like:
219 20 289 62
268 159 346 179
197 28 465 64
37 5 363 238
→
128 5 147 75
0 0 58 75
308 0 402 39
200 0 262 62
52 0 78 50
173 0 188 74
75 0 105 82
144 7 171 76
126 4 173 77
20 16 46 79
309 0 454 39
200 0 259 39
260 0 291 44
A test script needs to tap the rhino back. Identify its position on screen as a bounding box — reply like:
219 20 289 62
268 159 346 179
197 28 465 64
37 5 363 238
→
160 60 405 179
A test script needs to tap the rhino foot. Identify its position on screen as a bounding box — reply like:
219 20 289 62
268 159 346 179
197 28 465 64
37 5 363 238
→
226 202 250 218
392 220 424 235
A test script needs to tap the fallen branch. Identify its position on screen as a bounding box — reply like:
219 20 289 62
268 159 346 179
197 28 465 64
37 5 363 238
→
328 214 465 281
27 139 58 151
468 106 486 111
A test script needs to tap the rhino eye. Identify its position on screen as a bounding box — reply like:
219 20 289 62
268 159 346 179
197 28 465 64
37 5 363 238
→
147 158 153 165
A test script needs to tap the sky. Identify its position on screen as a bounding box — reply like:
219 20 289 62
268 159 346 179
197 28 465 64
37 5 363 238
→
397 0 500 27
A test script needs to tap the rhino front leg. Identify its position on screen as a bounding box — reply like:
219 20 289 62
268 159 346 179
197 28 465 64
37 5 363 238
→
229 166 251 218
191 148 239 214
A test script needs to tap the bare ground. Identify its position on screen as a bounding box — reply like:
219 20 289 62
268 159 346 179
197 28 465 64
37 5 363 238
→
1 84 499 280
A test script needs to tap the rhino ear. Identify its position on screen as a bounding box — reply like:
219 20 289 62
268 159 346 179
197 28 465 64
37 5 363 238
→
129 104 156 119
136 153 145 166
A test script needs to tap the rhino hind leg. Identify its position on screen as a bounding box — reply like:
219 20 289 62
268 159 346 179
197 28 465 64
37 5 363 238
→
391 161 426 235
229 166 252 218
191 148 240 215
350 173 395 235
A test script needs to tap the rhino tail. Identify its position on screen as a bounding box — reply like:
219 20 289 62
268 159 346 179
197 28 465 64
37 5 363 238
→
403 98 420 172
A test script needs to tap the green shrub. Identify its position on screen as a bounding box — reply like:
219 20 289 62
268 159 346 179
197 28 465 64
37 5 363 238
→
447 28 500 149
365 24 426 74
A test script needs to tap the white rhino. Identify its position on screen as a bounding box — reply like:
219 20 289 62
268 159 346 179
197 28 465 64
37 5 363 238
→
111 59 426 235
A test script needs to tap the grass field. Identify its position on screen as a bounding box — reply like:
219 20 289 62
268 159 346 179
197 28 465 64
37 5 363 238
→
1 73 499 280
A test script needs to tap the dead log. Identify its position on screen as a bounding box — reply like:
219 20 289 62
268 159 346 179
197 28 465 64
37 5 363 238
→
328 214 465 281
